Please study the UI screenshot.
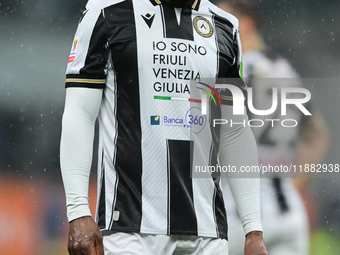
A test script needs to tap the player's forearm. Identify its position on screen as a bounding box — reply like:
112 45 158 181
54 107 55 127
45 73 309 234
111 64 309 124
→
60 110 94 222
219 105 263 235
60 88 103 222
227 177 262 235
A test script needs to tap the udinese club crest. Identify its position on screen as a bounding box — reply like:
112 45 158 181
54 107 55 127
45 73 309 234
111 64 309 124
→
193 16 213 38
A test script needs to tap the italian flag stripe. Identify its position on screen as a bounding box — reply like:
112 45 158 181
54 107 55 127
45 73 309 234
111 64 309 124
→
154 96 201 103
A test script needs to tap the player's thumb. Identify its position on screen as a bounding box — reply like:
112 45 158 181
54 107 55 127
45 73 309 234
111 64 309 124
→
95 235 104 255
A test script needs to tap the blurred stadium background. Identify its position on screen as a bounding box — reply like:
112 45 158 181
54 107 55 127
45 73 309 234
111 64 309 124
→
0 0 339 254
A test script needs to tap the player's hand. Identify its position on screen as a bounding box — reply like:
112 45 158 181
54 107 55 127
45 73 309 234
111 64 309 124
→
68 216 104 255
244 231 268 255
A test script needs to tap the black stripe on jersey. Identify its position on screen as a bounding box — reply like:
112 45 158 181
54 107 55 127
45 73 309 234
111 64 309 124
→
211 11 235 106
211 11 247 105
272 178 289 213
212 182 228 239
80 11 108 80
149 0 160 6
149 0 201 10
210 12 236 238
167 139 198 235
97 150 106 229
211 11 234 78
104 0 143 232
160 5 166 38
65 10 107 89
161 3 194 41
209 95 228 239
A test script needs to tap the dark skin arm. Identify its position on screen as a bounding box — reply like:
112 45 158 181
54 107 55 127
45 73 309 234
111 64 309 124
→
244 231 269 255
68 216 104 255
68 220 268 255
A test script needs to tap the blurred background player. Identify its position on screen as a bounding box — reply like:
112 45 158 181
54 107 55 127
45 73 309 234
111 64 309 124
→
216 0 330 255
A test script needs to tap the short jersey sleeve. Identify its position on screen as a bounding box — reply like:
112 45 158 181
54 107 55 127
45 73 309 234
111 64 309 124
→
219 28 246 105
226 29 243 79
65 1 109 89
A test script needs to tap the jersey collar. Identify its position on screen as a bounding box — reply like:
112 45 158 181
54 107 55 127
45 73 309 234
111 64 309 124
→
149 0 201 11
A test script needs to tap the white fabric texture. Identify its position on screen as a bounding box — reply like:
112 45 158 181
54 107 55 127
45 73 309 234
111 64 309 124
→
60 88 263 236
219 105 263 235
60 87 103 222
103 232 228 255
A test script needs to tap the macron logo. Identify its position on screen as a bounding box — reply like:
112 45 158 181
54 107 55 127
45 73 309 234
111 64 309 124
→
141 13 155 28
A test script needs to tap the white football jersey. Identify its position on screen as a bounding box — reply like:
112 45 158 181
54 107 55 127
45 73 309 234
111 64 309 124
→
65 0 246 239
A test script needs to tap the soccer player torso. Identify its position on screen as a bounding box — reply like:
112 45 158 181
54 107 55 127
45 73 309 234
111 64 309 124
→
66 0 242 238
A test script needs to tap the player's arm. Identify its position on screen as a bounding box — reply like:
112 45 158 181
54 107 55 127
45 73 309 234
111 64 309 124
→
60 1 108 254
61 88 104 255
293 113 330 193
219 106 267 255
220 25 268 255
